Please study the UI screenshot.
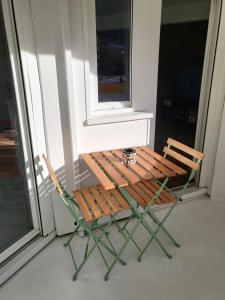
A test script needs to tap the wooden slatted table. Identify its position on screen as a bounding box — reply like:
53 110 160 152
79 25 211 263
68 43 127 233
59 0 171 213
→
81 146 187 191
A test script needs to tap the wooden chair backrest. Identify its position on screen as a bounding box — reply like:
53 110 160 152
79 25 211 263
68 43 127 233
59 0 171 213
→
163 138 204 171
42 154 63 195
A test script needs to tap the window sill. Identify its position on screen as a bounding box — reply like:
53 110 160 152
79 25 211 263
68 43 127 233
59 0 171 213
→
84 111 154 126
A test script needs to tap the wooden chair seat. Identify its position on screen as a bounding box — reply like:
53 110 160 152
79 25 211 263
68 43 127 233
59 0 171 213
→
123 180 177 208
73 184 130 222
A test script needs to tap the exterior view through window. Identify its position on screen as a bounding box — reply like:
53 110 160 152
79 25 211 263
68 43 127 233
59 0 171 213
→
95 0 132 102
0 5 33 254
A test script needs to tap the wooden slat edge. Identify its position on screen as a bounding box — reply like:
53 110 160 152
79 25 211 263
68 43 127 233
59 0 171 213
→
163 147 199 170
92 152 128 187
141 146 187 175
111 189 130 209
112 149 153 180
98 186 121 212
167 138 204 160
82 188 102 219
89 186 112 215
102 150 140 184
81 153 115 190
124 185 146 207
138 148 176 177
73 190 93 221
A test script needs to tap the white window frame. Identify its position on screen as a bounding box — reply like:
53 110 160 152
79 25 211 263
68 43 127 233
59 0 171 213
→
82 0 133 117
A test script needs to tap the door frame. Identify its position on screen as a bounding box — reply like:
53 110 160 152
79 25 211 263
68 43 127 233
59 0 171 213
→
0 0 55 264
195 0 222 188
152 0 222 191
0 0 40 264
10 0 56 236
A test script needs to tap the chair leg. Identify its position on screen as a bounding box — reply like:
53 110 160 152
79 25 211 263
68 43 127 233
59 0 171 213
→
72 214 126 281
118 186 173 261
118 212 136 233
97 225 127 266
137 216 172 261
114 219 142 254
72 242 97 281
146 207 180 248
64 225 80 247
137 204 177 261
104 219 141 281
96 243 110 270
69 243 78 271
84 233 91 259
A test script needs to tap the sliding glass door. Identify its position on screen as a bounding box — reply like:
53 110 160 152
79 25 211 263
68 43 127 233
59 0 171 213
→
0 2 40 263
154 0 219 187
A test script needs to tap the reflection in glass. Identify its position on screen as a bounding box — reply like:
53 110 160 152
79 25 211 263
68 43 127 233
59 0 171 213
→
95 0 132 102
0 4 33 254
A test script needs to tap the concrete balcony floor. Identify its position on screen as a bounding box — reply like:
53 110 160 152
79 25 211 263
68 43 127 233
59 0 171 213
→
1 196 225 300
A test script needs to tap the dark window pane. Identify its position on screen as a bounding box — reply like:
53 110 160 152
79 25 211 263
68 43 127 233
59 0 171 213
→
0 4 33 254
154 0 211 187
95 0 132 102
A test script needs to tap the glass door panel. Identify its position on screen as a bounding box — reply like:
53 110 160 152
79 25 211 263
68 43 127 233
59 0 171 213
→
0 4 36 256
154 0 211 186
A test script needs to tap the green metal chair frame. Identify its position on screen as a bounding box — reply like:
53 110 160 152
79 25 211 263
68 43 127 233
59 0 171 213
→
103 138 204 280
42 154 129 281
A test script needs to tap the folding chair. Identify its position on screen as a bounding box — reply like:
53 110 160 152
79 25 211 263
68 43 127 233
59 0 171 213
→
42 154 143 281
124 138 204 261
103 139 204 279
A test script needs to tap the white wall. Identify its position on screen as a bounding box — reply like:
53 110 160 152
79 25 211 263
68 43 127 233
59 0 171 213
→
26 0 76 235
14 0 161 235
211 105 225 201
69 0 162 189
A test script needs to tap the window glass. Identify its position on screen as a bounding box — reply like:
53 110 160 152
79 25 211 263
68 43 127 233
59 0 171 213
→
95 0 132 102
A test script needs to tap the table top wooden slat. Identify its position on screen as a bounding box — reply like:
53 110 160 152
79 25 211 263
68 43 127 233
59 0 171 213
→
92 152 128 187
81 146 186 190
141 146 187 175
102 150 140 184
135 154 164 179
81 153 115 190
137 148 176 177
112 149 153 180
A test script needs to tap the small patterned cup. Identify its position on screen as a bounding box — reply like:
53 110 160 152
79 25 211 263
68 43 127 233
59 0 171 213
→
122 148 136 165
